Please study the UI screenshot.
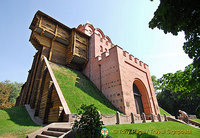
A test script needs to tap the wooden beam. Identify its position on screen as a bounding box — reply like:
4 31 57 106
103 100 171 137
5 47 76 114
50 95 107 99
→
30 59 44 108
29 52 41 106
27 52 40 104
34 67 47 116
43 81 53 124
55 24 58 35
73 31 76 53
24 53 37 104
48 40 54 61
48 25 57 61
39 16 42 28
23 69 33 104
17 84 25 105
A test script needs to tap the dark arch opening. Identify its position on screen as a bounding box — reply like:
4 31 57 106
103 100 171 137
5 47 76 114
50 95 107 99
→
133 83 144 115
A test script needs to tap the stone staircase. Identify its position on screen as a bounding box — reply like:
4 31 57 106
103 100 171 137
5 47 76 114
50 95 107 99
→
189 124 199 129
167 116 200 129
25 104 75 137
36 127 71 138
27 122 73 138
188 119 200 129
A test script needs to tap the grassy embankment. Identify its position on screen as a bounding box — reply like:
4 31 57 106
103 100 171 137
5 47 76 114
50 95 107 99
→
50 63 117 114
0 106 42 138
159 107 171 116
191 119 200 123
51 63 176 116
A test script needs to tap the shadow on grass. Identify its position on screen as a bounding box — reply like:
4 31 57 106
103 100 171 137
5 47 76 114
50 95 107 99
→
68 68 118 113
127 133 158 138
108 132 158 138
3 106 39 126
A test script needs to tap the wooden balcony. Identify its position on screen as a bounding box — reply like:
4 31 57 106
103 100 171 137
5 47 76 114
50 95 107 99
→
29 11 89 70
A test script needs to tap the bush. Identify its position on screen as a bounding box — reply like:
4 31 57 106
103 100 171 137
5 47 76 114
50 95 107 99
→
72 104 103 138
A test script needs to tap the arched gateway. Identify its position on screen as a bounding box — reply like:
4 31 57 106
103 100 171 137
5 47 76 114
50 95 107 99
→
133 83 144 115
133 79 152 115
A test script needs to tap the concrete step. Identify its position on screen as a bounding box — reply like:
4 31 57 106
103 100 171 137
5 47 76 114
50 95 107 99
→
42 130 65 137
47 127 71 132
185 122 200 129
192 123 199 127
189 124 199 128
27 122 72 138
36 134 57 138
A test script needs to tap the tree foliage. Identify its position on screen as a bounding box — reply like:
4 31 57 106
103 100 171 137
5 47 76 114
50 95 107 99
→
151 75 160 93
0 81 13 109
149 0 200 81
0 80 23 109
72 104 103 138
158 65 199 94
152 64 200 116
7 81 23 103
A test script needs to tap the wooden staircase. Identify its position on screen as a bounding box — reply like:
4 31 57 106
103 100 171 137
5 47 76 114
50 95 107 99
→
27 122 72 138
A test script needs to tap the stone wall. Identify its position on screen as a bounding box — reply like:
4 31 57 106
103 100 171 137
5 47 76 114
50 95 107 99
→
67 111 168 126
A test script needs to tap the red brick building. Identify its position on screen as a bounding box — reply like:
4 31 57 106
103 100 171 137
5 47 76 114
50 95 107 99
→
78 23 160 115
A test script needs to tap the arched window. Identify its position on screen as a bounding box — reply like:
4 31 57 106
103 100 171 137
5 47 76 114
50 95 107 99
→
133 84 144 114
100 46 103 52
123 51 126 57
129 55 132 60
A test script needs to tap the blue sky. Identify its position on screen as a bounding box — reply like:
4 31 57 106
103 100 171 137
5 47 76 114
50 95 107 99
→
0 0 192 83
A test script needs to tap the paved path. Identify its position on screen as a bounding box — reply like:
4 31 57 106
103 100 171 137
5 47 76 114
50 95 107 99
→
25 104 44 126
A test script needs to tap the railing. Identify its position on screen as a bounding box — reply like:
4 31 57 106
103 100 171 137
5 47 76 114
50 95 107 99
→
101 114 117 126
120 114 131 124
66 111 168 125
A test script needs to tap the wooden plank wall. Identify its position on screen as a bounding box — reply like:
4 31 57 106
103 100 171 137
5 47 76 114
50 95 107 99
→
66 31 74 65
17 54 68 123
51 41 67 65
25 52 41 104
74 31 89 59
30 57 44 109
38 72 50 119
30 31 68 66
48 88 62 122
65 30 89 68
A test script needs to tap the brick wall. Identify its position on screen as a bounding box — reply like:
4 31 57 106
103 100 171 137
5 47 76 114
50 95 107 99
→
82 26 160 115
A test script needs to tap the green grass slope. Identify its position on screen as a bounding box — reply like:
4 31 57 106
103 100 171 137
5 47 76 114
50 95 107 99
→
191 119 200 123
159 107 171 116
50 63 117 114
0 106 41 138
106 121 200 138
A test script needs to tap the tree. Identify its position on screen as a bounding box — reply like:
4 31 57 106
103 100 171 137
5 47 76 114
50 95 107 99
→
72 104 103 138
196 105 200 118
151 75 160 94
8 81 23 103
0 80 23 109
149 0 200 81
0 82 13 109
153 64 200 116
